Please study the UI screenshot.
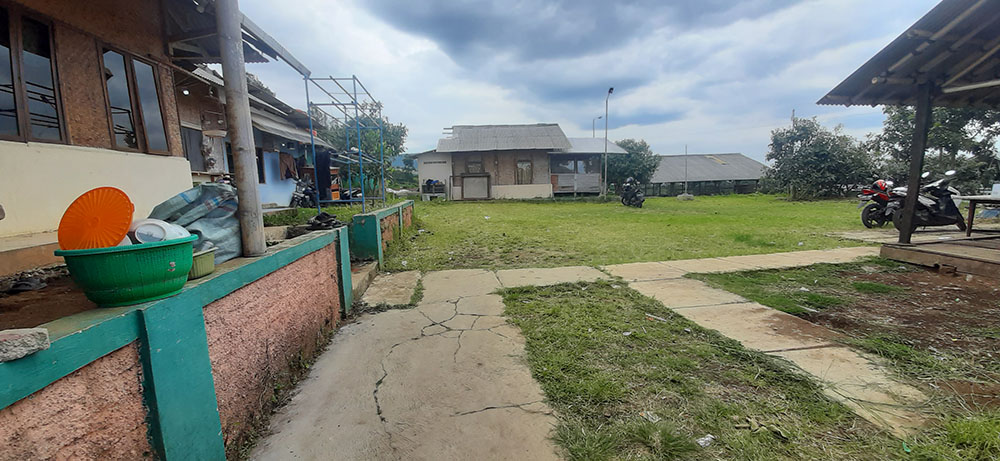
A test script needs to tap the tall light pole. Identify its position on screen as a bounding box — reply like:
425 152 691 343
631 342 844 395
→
592 115 602 137
603 87 613 196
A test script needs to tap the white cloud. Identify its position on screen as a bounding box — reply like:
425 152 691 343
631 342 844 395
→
239 0 938 160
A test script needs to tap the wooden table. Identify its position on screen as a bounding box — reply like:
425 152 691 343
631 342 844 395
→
956 195 1000 237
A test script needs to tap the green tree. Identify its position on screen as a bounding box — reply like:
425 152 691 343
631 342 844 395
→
607 139 660 189
316 111 408 191
867 106 1000 193
764 117 873 199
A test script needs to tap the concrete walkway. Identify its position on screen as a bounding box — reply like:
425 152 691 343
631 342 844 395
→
605 246 927 437
252 266 605 460
252 248 924 460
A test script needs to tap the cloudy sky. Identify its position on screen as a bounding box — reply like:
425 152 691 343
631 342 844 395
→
239 0 938 161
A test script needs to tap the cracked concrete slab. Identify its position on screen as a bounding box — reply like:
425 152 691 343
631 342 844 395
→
456 294 505 316
629 278 745 308
774 346 926 437
601 261 687 282
443 314 478 330
496 266 606 287
253 269 557 460
421 269 501 303
671 302 843 352
362 271 421 306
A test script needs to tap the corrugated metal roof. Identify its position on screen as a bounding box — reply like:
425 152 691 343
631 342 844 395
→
650 154 764 183
818 0 1000 107
556 137 628 154
437 124 571 152
250 107 331 149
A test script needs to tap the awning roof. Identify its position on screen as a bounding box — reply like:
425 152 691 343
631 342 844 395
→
251 107 331 149
819 0 1000 107
164 0 310 76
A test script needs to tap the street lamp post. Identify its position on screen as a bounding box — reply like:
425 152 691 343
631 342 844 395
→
603 87 613 196
592 115 602 138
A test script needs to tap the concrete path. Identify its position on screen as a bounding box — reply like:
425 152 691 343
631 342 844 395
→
252 266 604 460
253 247 924 460
605 246 927 437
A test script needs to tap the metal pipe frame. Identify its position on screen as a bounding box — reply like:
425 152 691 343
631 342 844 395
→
303 74 388 214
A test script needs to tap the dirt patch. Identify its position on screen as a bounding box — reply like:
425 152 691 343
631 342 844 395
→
0 269 96 330
802 269 1000 354
801 268 1000 407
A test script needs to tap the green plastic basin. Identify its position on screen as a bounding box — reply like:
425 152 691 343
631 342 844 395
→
55 235 198 307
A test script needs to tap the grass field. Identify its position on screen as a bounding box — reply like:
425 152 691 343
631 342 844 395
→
384 195 867 271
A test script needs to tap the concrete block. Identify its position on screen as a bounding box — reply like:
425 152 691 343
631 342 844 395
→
0 328 50 362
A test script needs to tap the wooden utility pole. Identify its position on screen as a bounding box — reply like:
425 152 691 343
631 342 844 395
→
216 0 265 256
898 83 934 244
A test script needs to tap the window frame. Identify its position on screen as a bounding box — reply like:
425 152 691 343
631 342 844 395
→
0 4 67 144
97 43 171 155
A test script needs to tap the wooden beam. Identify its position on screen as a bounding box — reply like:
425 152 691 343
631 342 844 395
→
167 27 217 44
898 83 933 244
216 0 266 256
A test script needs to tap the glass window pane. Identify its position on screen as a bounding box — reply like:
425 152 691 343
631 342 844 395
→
580 156 600 174
181 126 204 171
21 17 60 140
550 158 574 174
132 59 167 151
103 50 137 148
0 8 16 136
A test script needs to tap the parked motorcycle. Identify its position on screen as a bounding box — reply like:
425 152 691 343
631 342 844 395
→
857 179 896 228
290 178 317 209
621 177 645 208
887 170 966 232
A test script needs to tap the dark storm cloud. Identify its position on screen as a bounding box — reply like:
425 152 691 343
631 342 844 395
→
361 0 802 62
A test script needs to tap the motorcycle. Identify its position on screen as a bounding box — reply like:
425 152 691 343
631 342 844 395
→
887 170 966 232
621 177 645 208
857 179 896 228
290 178 317 209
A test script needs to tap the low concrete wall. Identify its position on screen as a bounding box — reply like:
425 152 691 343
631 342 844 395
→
0 141 193 237
0 343 151 460
205 243 340 449
0 228 352 460
348 201 416 266
492 184 553 199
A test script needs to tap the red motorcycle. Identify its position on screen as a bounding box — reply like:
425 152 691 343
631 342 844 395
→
858 179 896 228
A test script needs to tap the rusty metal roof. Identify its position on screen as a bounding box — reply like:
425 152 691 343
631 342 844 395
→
437 124 571 153
818 0 1000 108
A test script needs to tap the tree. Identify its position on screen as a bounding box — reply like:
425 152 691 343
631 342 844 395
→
607 139 660 189
867 106 1000 193
316 111 408 190
764 117 874 199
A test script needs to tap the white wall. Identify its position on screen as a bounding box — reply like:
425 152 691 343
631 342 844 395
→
0 141 193 237
417 152 451 185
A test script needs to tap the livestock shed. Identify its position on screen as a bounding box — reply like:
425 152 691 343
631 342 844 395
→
646 153 764 196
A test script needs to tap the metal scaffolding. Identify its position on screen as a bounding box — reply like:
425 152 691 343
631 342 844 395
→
304 75 387 213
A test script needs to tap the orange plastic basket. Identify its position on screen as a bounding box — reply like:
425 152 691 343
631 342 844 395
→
58 187 135 250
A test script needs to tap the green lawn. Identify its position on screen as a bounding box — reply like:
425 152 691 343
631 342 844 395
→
384 195 867 271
